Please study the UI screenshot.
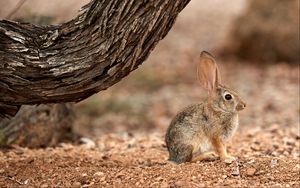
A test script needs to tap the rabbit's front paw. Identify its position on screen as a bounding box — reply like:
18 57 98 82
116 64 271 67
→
223 155 236 164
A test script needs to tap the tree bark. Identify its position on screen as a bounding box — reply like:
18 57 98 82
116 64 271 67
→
0 104 74 148
0 0 191 119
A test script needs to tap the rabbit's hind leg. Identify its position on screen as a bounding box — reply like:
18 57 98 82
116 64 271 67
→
169 144 193 164
191 151 218 162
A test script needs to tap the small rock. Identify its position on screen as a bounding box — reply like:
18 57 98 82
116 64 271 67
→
14 149 25 155
247 159 256 164
161 182 169 188
24 179 29 185
254 140 260 145
232 168 240 176
174 181 184 187
144 159 152 167
272 151 279 157
59 143 74 151
135 181 140 186
94 172 104 176
293 164 300 172
151 182 160 186
116 172 124 178
250 145 260 151
222 175 227 179
40 184 48 188
127 139 137 148
283 151 290 156
73 182 81 188
101 155 110 160
231 161 240 176
270 159 278 168
224 157 236 164
155 176 164 181
82 184 90 188
246 167 257 176
100 176 106 181
0 169 5 173
80 137 96 149
283 137 295 146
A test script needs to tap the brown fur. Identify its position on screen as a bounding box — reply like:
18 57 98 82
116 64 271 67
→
165 51 246 164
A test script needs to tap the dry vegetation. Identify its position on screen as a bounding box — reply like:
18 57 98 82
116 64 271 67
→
0 0 299 187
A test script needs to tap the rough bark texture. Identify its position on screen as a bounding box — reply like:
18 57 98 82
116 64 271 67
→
221 0 299 63
0 104 73 148
0 0 191 119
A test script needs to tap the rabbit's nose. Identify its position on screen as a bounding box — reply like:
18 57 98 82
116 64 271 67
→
236 102 246 111
242 102 246 108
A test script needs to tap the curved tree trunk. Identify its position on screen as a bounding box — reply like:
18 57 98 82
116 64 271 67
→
0 0 191 119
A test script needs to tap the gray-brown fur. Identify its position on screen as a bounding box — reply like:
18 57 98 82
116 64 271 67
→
165 52 246 164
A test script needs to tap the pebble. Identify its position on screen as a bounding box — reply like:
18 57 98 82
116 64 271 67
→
94 171 104 176
155 176 164 181
161 182 169 188
73 182 81 188
100 176 106 181
246 167 257 176
250 145 260 151
174 181 184 187
272 151 279 157
40 184 48 188
224 157 236 164
80 137 96 149
135 181 140 186
232 168 240 176
24 179 29 184
116 172 124 178
283 151 290 156
293 164 300 172
270 159 278 168
231 160 240 176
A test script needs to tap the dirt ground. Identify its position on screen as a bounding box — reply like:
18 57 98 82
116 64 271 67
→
0 122 299 187
0 0 299 187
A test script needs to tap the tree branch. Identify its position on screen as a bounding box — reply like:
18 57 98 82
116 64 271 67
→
0 0 191 118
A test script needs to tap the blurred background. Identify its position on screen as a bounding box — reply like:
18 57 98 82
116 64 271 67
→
0 0 299 139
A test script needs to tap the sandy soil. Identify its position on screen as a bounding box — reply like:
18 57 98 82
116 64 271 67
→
0 122 299 187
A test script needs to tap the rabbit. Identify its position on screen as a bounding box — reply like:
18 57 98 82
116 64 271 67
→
165 51 246 164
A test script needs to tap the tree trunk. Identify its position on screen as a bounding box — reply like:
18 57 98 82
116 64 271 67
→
0 104 74 148
0 0 191 119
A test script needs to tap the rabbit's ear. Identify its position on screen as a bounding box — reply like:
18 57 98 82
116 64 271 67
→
197 51 221 93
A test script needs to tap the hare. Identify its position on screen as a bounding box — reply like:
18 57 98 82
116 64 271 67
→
165 51 246 164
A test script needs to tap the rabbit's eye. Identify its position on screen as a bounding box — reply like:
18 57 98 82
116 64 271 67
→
225 94 232 100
